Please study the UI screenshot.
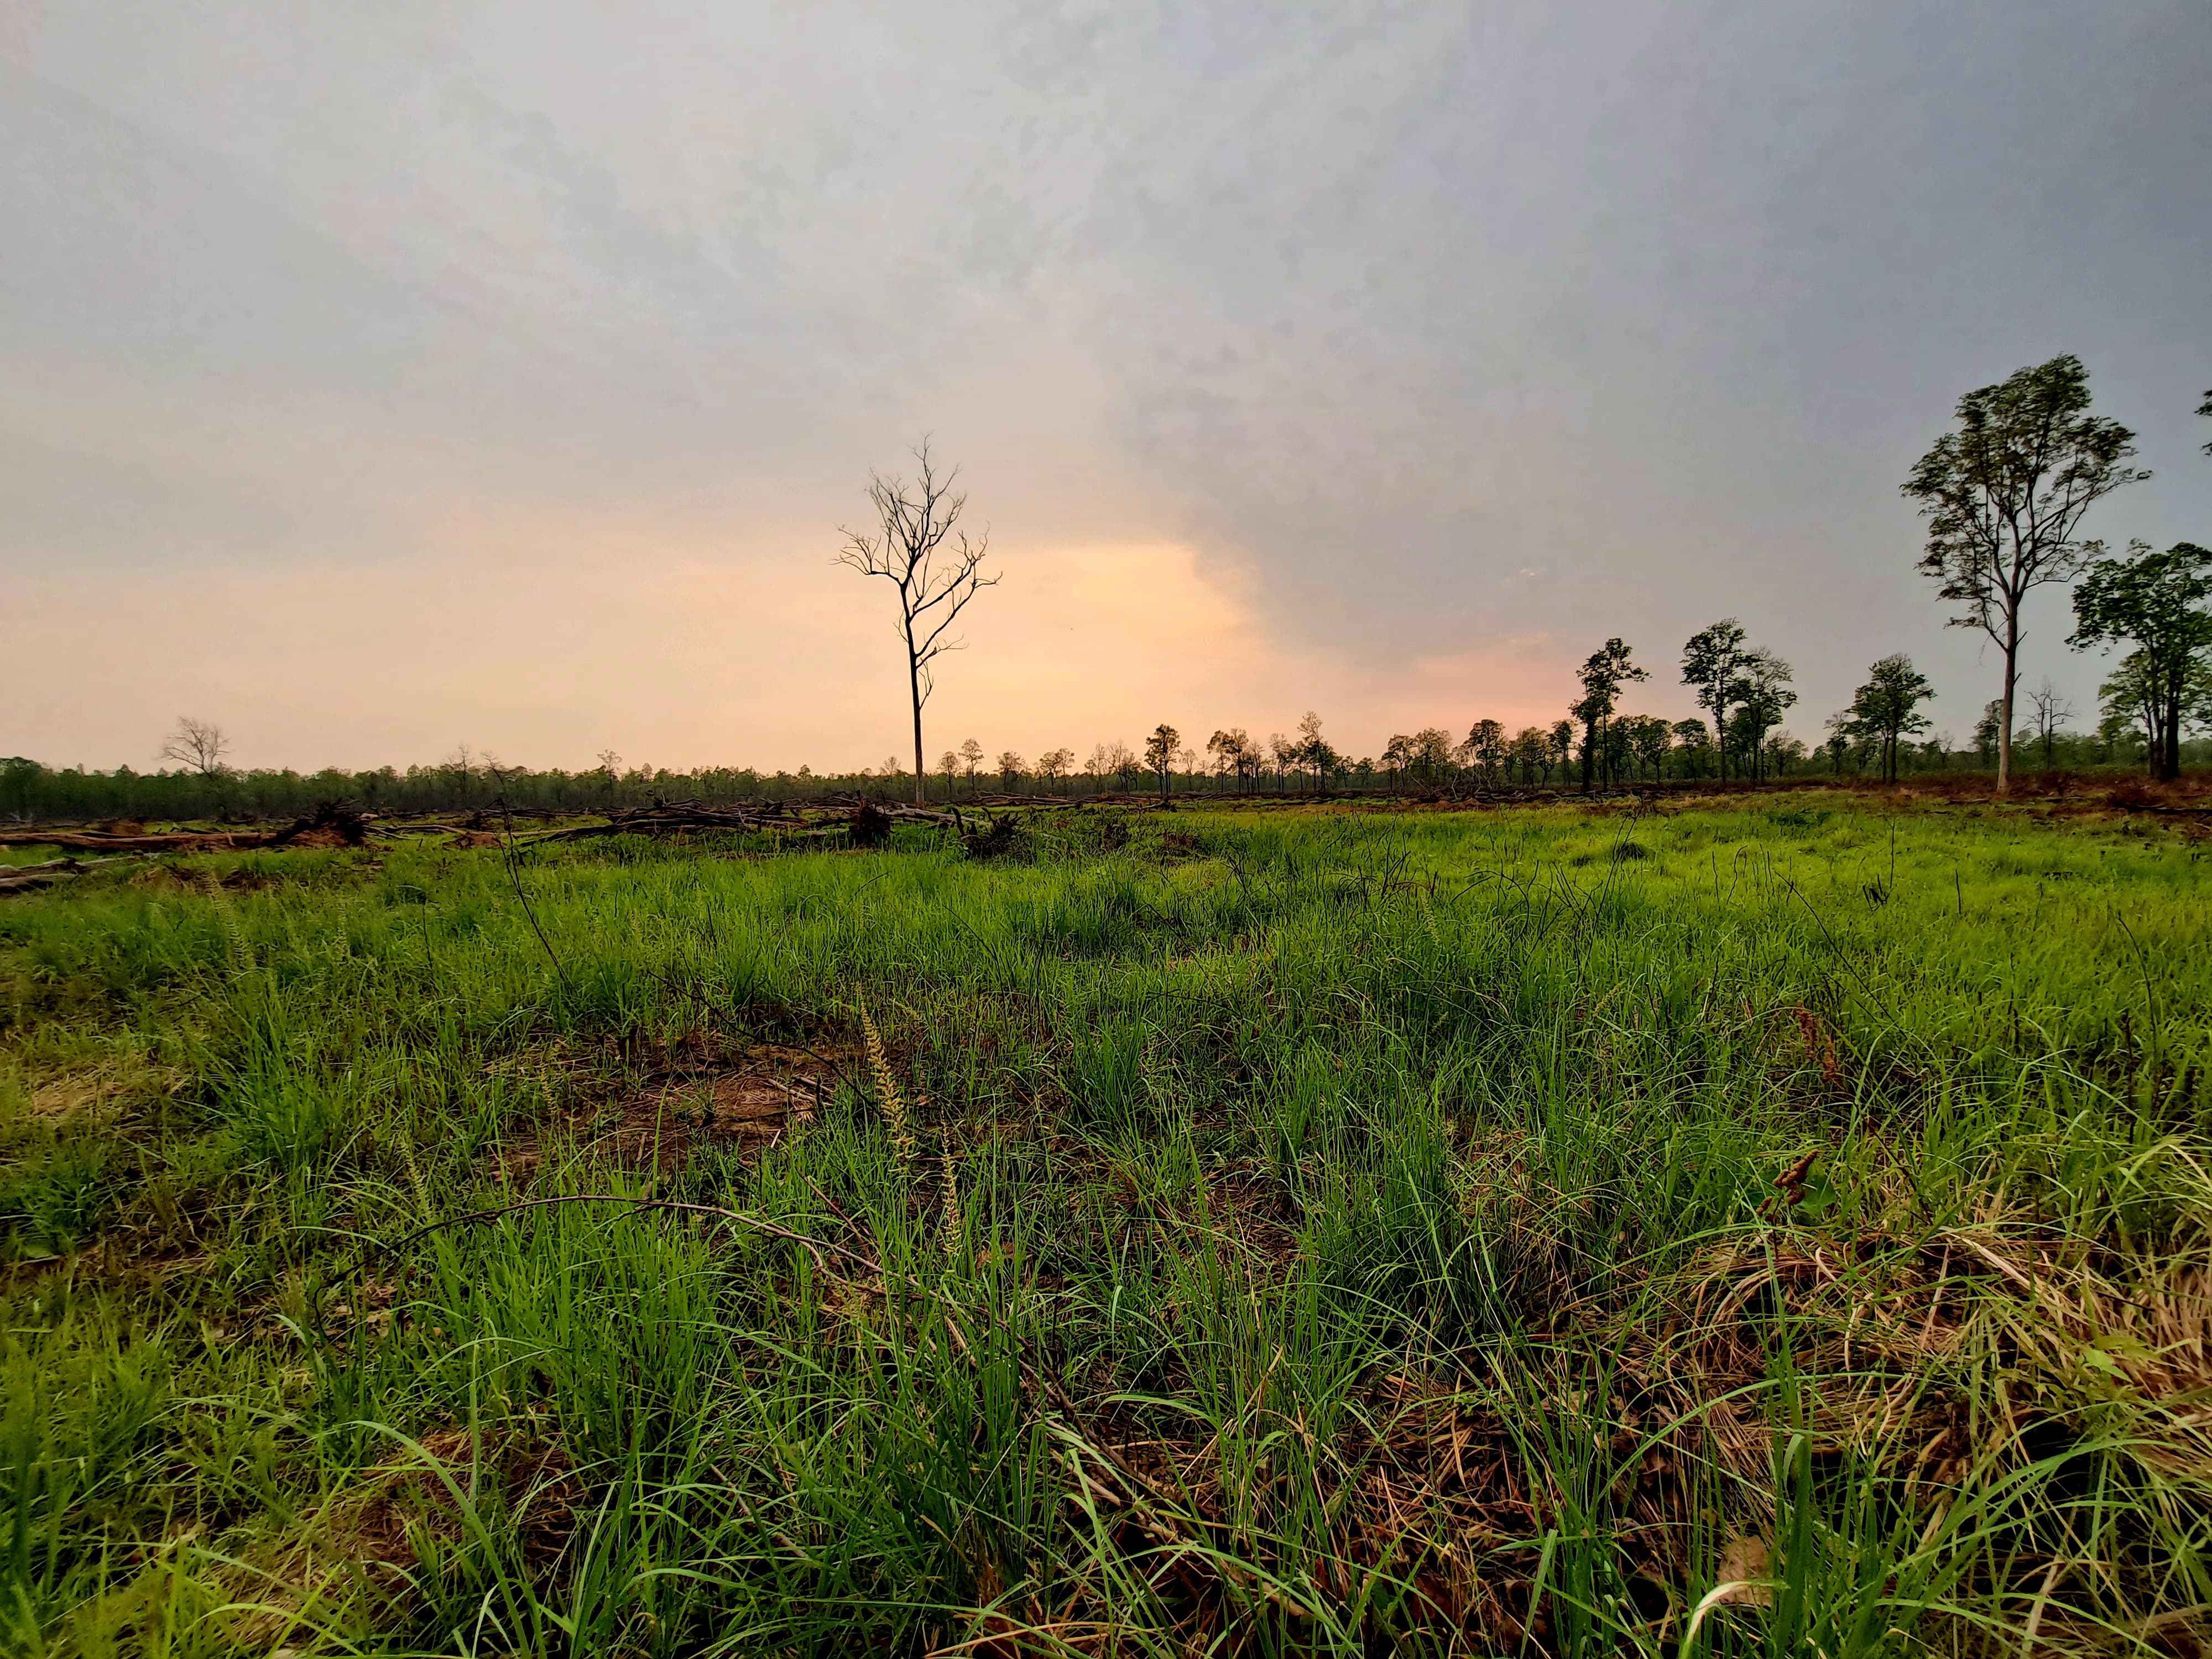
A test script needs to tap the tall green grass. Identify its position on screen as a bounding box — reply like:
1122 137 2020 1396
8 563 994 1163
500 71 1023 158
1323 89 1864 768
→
2 796 2206 1654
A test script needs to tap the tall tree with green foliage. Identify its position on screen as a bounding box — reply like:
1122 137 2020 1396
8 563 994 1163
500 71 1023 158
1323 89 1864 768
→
1619 714 1672 781
1670 719 1713 779
1509 726 1551 785
1305 737 1346 791
1293 711 1335 789
1679 619 1747 778
1902 355 2145 793
1765 733 1807 775
1 756 40 818
1206 728 1256 792
2070 540 2212 780
1840 654 1936 784
1144 723 1181 800
1091 740 1139 792
2099 651 2212 765
1547 719 1575 782
1404 728 1453 784
1462 718 1506 784
1730 646 1797 781
1573 638 1647 791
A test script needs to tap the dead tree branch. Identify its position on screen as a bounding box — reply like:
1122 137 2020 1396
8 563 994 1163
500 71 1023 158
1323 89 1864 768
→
837 438 1000 806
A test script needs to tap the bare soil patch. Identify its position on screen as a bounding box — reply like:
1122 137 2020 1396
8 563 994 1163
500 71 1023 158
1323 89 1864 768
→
505 1049 837 1181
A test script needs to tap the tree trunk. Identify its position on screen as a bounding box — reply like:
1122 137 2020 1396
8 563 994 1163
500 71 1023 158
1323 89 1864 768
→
907 649 926 807
1995 615 2018 794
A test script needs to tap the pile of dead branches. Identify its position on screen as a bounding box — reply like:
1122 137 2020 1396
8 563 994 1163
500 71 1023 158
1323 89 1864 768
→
519 799 969 846
0 800 373 857
0 802 377 894
0 796 1026 892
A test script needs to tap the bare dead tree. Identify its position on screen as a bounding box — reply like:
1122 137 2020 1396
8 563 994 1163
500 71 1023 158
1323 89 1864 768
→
2027 679 2075 770
159 717 231 777
837 440 1000 806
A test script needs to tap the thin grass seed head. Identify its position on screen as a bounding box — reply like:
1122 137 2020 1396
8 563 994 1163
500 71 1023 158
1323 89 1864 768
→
860 1002 917 1170
939 1152 963 1259
399 1128 432 1218
211 884 253 974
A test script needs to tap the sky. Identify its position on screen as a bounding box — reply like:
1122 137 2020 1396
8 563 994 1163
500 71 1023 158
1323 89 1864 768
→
4 1 2209 775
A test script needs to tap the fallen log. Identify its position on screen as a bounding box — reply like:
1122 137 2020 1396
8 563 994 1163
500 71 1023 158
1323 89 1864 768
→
6 854 147 873
520 808 798 844
0 830 263 852
0 869 70 893
0 852 149 893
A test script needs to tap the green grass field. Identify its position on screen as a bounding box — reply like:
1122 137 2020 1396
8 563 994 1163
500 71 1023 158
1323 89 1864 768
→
3 795 2208 1656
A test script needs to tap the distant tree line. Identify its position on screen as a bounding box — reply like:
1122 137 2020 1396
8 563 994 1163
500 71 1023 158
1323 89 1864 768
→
10 684 2205 825
10 368 2206 821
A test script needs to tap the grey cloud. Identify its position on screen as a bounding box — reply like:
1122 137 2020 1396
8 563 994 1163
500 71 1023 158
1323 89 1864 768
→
4 0 2209 734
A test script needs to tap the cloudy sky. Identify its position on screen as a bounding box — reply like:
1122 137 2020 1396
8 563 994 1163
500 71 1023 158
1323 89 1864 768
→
6 1 2209 773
